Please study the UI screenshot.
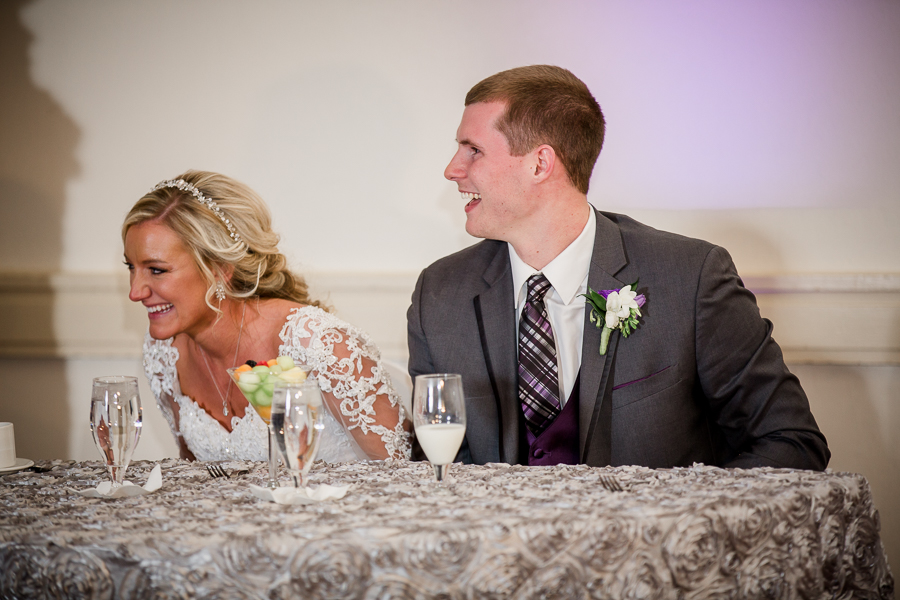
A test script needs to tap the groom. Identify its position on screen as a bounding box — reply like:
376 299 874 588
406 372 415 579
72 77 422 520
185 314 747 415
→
407 65 829 470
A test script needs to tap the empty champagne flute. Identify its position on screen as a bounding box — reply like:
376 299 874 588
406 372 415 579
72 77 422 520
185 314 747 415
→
272 380 325 488
90 376 142 489
413 373 466 482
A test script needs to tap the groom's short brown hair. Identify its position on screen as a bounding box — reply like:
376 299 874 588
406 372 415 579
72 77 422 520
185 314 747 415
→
465 65 605 195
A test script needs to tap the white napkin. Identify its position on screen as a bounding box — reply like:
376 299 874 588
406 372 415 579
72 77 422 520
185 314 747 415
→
73 464 163 498
249 483 350 505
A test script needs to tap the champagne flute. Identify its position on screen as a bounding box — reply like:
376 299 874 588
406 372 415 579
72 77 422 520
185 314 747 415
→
413 373 466 482
90 376 142 489
272 380 325 488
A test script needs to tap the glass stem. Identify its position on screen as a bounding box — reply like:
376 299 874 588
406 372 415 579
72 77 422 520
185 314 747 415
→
267 430 278 489
108 465 125 488
433 463 450 482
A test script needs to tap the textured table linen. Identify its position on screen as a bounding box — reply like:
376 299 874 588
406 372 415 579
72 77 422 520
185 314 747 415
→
1 459 893 599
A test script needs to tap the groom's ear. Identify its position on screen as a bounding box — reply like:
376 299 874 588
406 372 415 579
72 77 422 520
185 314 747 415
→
531 144 557 183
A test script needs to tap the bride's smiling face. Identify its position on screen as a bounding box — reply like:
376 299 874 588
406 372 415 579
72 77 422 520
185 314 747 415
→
124 220 217 340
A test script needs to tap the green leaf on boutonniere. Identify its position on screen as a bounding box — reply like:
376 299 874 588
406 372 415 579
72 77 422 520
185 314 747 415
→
587 289 606 312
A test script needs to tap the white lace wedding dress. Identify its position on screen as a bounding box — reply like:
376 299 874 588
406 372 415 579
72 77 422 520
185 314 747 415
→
142 306 410 462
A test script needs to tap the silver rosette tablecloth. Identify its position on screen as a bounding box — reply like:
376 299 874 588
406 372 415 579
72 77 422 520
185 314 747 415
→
0 459 893 599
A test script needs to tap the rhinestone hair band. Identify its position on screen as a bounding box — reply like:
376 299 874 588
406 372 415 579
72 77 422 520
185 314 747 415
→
151 179 245 247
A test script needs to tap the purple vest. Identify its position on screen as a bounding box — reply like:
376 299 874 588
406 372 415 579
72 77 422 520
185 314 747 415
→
525 375 580 466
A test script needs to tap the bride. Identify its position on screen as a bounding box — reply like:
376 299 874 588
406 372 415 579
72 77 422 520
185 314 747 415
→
122 170 410 462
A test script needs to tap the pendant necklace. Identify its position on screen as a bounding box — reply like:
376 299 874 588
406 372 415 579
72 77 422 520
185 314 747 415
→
200 301 247 417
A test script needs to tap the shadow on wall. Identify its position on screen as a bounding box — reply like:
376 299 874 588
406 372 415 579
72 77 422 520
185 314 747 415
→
0 0 81 459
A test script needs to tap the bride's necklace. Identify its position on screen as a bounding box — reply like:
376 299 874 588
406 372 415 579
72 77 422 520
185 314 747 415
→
199 302 247 417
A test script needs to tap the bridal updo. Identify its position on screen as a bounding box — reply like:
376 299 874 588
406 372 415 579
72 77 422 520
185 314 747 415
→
122 170 327 313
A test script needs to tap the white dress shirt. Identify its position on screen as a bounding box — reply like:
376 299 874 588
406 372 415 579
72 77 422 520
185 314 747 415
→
509 209 596 406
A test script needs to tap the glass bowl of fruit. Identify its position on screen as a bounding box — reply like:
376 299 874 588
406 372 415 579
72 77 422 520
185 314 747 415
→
228 356 310 488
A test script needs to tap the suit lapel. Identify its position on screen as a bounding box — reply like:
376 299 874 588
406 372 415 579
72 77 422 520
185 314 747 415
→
579 210 628 464
473 246 520 464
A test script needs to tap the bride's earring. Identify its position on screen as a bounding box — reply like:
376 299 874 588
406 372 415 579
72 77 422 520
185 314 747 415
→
215 281 226 302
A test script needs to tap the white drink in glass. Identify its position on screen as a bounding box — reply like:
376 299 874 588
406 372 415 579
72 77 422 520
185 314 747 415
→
414 423 466 465
413 373 466 482
90 376 142 488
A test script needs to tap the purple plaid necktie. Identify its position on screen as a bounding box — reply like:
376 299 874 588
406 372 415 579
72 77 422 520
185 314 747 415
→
518 273 561 436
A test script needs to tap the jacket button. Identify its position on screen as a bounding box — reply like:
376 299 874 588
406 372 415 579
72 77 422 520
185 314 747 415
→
533 449 545 458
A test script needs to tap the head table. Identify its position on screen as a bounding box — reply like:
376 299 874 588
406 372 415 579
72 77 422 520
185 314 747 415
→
0 459 893 599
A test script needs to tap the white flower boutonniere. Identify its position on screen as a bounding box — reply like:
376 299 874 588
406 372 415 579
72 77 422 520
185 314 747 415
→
582 283 646 355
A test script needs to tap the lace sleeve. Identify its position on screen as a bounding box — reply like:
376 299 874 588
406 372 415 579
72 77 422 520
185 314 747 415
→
142 334 182 443
279 307 411 460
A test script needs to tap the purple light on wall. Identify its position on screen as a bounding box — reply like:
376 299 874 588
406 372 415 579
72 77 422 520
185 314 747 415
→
520 1 900 210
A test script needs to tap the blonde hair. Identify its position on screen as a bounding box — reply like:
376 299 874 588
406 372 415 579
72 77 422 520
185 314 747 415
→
466 65 605 194
122 170 328 313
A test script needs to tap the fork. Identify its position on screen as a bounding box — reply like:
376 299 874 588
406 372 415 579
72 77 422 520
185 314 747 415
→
207 464 230 479
207 465 250 479
599 473 625 492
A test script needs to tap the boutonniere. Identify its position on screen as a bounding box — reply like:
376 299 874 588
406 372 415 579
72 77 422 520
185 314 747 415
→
582 283 646 355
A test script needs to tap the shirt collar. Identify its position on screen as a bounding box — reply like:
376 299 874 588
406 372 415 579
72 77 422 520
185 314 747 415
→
509 208 596 309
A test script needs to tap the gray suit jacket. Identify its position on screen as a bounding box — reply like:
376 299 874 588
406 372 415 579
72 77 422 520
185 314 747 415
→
407 210 830 469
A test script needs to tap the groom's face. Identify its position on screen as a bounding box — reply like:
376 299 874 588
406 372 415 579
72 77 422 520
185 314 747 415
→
445 101 538 242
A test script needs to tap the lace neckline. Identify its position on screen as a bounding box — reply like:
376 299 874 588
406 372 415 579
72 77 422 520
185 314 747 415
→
143 305 408 462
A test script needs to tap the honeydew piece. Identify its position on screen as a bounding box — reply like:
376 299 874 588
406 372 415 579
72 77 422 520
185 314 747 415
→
237 380 259 394
269 364 283 375
238 371 261 385
236 372 261 394
253 387 272 406
276 356 295 371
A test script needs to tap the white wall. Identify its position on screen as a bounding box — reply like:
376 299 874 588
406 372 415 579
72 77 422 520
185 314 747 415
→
3 1 898 276
1 0 898 566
